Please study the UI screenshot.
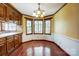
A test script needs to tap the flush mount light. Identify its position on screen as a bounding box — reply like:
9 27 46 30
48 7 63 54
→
33 3 45 18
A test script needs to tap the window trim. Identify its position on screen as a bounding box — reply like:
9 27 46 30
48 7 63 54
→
26 19 32 35
26 18 52 35
34 19 43 34
44 18 51 35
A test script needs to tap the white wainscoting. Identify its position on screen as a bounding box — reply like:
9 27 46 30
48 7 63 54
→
22 33 54 42
22 33 79 56
53 33 79 56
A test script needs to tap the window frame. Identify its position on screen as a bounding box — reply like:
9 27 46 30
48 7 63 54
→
26 17 51 35
34 19 43 34
26 19 32 35
44 18 51 35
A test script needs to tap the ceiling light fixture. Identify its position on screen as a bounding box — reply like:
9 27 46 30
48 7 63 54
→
33 3 45 18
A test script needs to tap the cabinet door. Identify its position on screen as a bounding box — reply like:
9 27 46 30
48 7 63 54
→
14 11 22 25
18 34 22 45
14 35 19 48
6 6 14 21
18 14 22 25
0 3 6 20
7 36 15 54
14 34 22 48
0 38 6 56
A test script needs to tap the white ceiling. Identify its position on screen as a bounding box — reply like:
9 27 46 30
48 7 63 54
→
11 3 64 16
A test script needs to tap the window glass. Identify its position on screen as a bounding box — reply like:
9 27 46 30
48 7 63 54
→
45 20 50 34
35 21 42 33
26 20 32 34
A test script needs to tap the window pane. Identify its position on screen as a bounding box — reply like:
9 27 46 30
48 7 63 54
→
45 20 50 33
35 21 42 33
2 21 17 31
27 20 32 34
2 22 9 31
8 22 16 31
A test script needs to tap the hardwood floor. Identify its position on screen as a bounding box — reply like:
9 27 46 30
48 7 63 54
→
10 40 69 56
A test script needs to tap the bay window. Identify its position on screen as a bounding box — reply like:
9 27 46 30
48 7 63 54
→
26 18 51 35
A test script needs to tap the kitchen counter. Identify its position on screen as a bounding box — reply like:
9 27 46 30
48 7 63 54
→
0 31 22 56
0 31 22 38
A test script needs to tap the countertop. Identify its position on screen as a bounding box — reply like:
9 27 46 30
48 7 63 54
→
0 31 22 38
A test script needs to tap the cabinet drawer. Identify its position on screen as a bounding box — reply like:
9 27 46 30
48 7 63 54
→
14 35 20 47
18 34 22 44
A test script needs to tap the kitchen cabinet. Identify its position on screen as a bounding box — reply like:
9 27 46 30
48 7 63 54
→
14 11 22 25
6 36 15 54
0 3 22 24
14 35 20 48
0 3 6 20
0 33 22 56
18 34 22 44
0 38 6 56
6 6 14 21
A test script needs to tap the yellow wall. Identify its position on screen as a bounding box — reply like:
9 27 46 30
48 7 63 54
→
22 15 26 34
54 3 79 39
51 18 54 33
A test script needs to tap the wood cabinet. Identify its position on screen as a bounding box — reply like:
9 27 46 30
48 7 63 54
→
6 36 15 54
0 3 6 20
14 35 18 47
14 11 22 25
14 34 22 48
14 35 20 48
0 33 22 56
6 6 14 21
0 3 22 24
18 34 22 44
0 38 6 56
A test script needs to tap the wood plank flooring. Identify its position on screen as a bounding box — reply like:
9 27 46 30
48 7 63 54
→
10 40 69 56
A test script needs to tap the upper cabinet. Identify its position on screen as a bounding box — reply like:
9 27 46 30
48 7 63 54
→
6 5 14 21
0 3 22 25
0 3 6 20
14 11 22 25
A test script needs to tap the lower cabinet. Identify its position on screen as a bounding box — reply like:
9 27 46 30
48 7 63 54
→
0 38 6 56
7 36 15 54
18 34 22 45
0 33 22 56
14 34 22 48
